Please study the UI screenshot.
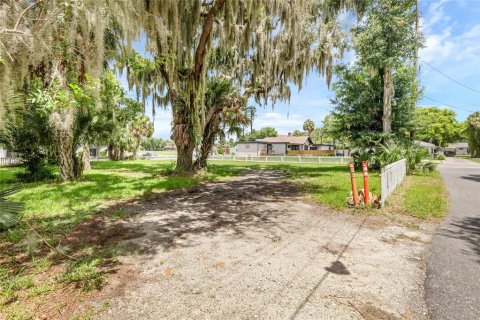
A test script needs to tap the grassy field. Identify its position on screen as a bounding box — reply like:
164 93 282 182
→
205 161 381 208
0 159 447 318
386 171 448 219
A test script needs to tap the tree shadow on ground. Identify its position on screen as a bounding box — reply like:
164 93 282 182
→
440 216 480 263
1 169 304 269
460 175 480 183
109 170 304 256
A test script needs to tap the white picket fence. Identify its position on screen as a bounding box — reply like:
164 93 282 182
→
146 154 352 165
380 159 407 207
0 157 21 166
211 155 352 164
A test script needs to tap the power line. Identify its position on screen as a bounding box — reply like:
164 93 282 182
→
422 95 477 114
422 60 480 95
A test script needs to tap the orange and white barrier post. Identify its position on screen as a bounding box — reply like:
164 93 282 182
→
349 163 359 207
362 161 369 204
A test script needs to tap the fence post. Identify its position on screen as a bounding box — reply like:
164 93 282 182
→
362 161 369 204
349 163 359 207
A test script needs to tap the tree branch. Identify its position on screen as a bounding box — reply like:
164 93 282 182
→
194 0 225 79
14 0 44 31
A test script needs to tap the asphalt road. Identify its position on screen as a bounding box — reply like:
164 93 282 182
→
426 157 480 320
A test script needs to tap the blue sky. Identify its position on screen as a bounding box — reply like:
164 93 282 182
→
125 0 480 139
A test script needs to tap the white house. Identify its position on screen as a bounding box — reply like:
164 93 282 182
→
234 135 316 156
444 142 469 156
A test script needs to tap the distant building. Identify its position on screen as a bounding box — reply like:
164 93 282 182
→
444 142 469 156
234 135 335 156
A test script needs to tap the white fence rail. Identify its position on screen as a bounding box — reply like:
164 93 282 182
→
210 155 352 164
145 155 352 165
0 157 21 166
380 159 407 207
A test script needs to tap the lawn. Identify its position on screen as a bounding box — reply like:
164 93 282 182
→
206 161 381 208
0 160 246 244
386 171 448 219
0 159 447 318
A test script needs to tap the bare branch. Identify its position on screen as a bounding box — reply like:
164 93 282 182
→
13 0 44 31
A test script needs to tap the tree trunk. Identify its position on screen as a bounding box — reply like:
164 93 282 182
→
382 67 394 133
82 143 91 171
50 110 76 181
73 153 84 178
194 121 216 170
58 133 75 181
172 101 196 173
132 139 140 160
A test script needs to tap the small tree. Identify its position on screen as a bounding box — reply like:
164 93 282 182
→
130 115 154 159
303 119 315 136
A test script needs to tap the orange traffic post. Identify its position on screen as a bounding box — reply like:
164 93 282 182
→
348 163 359 207
362 161 369 204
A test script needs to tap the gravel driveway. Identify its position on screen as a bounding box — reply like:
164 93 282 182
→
426 157 480 320
82 170 434 320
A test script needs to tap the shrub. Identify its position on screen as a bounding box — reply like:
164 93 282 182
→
353 139 436 174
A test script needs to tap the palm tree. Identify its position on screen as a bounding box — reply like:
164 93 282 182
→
194 77 248 170
303 119 315 136
245 106 256 135
130 115 154 159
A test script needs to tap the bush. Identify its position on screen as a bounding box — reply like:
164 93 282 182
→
436 153 445 160
15 149 54 182
352 139 436 174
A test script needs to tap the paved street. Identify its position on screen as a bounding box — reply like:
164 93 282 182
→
427 157 480 320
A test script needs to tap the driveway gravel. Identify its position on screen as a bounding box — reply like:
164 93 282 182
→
80 170 434 319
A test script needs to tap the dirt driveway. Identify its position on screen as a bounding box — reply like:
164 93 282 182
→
86 170 434 320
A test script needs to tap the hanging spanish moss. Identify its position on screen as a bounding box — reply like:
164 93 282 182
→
1 0 366 174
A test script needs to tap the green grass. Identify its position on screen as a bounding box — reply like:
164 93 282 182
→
61 258 105 292
0 160 248 315
0 160 246 245
0 159 448 316
206 161 380 209
388 171 448 219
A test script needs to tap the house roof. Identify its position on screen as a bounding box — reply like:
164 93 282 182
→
259 135 312 144
447 142 469 148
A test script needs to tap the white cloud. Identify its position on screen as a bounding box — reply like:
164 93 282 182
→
420 1 480 65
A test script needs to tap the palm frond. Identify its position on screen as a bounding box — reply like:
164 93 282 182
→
0 185 24 230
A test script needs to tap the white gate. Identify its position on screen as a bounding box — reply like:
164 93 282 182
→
380 159 407 207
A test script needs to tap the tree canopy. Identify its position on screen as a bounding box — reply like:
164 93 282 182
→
466 112 480 157
413 107 466 147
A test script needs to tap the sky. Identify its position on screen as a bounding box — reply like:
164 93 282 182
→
123 0 480 139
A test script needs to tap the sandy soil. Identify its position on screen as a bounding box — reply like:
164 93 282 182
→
81 170 434 320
